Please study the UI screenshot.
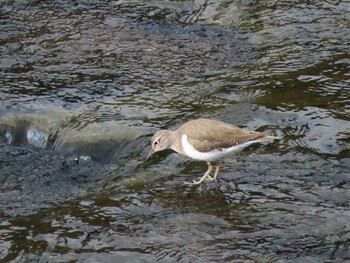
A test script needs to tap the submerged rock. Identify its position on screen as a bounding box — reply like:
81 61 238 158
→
0 108 152 163
0 106 152 216
52 121 151 163
0 144 105 217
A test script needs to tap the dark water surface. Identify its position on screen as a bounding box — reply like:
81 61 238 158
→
0 0 349 262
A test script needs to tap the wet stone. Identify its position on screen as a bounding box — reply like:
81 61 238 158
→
0 144 105 217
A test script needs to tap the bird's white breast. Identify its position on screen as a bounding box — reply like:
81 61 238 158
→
181 134 258 162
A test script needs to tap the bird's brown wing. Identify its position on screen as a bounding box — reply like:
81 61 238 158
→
178 119 263 152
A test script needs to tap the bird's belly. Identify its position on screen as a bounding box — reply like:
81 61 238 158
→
181 134 257 162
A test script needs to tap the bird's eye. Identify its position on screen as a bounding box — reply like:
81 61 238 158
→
154 141 159 146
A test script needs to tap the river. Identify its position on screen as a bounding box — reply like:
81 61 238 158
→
0 0 349 262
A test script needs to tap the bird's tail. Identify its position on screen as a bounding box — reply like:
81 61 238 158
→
255 135 279 142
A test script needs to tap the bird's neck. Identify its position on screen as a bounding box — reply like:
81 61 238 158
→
170 130 185 155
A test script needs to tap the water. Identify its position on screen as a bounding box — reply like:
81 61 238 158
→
0 0 349 262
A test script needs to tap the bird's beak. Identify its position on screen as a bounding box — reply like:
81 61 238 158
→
146 148 155 161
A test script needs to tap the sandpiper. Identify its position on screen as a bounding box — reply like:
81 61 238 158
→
147 118 278 184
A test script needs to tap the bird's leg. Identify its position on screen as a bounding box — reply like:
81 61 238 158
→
206 160 220 182
213 160 220 180
192 162 213 185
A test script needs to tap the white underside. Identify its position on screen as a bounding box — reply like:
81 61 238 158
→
181 134 258 162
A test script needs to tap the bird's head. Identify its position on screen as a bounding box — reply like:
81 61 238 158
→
146 130 172 160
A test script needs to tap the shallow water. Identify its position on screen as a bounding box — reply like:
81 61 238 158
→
0 0 349 262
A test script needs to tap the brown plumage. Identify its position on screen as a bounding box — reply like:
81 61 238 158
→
177 119 266 152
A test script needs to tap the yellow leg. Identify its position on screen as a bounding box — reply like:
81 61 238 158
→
192 162 213 185
206 160 220 181
213 160 220 180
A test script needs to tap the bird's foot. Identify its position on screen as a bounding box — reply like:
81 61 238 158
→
188 176 215 185
190 179 202 185
205 176 216 182
183 180 201 185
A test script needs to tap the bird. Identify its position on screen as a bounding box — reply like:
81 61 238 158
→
146 118 278 185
